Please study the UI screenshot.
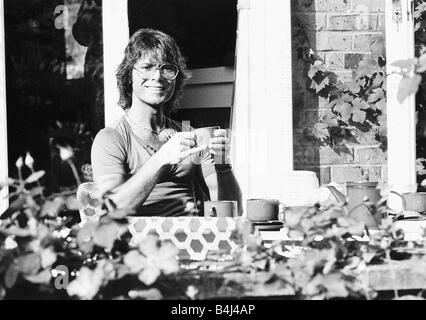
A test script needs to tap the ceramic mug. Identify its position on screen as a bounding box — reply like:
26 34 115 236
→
193 126 220 148
204 200 237 218
390 191 426 213
246 199 280 221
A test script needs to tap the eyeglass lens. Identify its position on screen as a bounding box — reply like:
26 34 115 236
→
136 64 178 79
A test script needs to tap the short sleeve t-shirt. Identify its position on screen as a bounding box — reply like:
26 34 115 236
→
91 115 216 217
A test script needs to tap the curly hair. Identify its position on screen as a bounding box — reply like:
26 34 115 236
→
116 28 191 112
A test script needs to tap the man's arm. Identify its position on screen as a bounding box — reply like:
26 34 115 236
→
92 129 200 211
95 152 168 210
204 170 243 216
91 129 168 210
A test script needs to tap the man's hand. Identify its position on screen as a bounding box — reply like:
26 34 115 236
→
157 132 207 166
208 129 231 165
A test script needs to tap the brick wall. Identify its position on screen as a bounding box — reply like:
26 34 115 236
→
291 0 387 185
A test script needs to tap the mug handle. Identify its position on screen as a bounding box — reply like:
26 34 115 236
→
389 191 406 216
208 206 217 217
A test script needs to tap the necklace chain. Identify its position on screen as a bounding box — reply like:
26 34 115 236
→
125 114 165 135
124 115 163 156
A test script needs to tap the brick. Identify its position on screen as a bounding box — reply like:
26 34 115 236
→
377 14 385 31
355 147 387 164
292 0 350 12
291 52 310 70
325 52 345 69
316 32 352 51
331 166 381 183
294 110 320 128
294 91 328 110
320 146 354 164
381 165 388 182
331 166 364 183
327 14 377 31
294 129 322 146
320 167 331 184
333 69 354 82
353 33 385 53
292 70 310 91
344 53 369 69
316 0 351 12
351 0 385 12
293 13 327 31
294 146 320 165
293 91 305 110
293 165 331 185
369 166 382 181
349 130 380 145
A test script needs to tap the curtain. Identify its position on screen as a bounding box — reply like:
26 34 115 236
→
230 0 295 213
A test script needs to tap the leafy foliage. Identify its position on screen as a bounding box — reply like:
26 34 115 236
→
1 156 426 300
303 52 387 150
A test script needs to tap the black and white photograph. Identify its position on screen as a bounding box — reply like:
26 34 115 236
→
0 0 426 307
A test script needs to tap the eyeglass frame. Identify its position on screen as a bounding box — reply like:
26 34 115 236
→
133 63 179 80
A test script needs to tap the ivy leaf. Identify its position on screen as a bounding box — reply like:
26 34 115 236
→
331 96 352 122
375 98 386 112
307 60 325 79
30 186 44 197
352 98 370 123
416 158 426 175
353 98 370 110
391 58 417 72
4 264 19 289
320 111 339 127
397 75 422 104
417 54 426 73
93 221 120 250
16 253 41 275
356 56 381 78
377 114 387 135
24 170 45 184
0 196 25 220
312 123 330 141
372 72 385 88
322 273 349 299
352 108 366 123
41 198 65 218
65 195 81 211
310 77 329 93
367 88 385 103
0 283 5 300
138 267 161 286
415 2 426 19
307 64 318 79
24 269 52 284
415 22 421 32
40 248 57 269
357 77 367 88
342 81 361 94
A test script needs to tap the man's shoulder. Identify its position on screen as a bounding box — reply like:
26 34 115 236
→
94 117 128 147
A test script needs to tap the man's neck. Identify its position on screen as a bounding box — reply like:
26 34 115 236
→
127 100 165 130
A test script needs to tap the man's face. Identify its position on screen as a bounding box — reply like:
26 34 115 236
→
131 54 176 108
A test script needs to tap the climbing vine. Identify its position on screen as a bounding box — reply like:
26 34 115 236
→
293 16 387 152
295 2 426 160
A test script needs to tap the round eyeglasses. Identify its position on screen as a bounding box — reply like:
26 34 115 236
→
133 63 179 80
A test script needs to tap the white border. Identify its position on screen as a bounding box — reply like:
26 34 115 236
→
0 0 8 214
